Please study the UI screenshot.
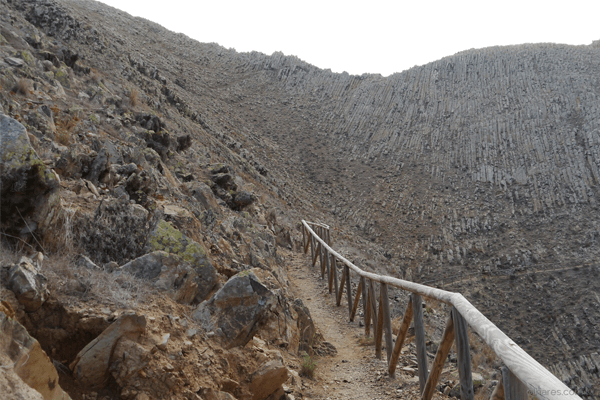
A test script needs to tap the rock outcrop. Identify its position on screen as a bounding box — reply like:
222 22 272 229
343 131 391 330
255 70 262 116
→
0 114 60 245
0 311 71 400
70 313 146 388
7 256 49 312
192 270 276 348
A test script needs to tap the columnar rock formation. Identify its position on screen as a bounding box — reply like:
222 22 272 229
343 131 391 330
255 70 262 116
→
3 0 600 395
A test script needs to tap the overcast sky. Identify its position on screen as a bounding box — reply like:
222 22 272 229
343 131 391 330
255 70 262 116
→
98 0 598 77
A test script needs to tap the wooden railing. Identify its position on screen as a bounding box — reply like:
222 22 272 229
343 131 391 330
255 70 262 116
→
301 220 581 400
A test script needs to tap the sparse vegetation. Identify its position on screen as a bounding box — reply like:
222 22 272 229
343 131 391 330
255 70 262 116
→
300 351 317 378
13 78 30 96
128 87 139 107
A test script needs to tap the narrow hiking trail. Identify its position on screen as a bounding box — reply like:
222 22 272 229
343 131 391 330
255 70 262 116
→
284 250 450 400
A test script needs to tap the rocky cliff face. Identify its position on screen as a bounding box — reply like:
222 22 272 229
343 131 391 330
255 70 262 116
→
1 0 599 398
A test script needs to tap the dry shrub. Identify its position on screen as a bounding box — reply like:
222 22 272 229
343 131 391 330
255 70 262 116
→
43 253 150 308
13 78 31 96
55 113 81 146
128 88 139 107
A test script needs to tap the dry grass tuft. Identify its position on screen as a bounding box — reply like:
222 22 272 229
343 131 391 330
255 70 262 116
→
128 88 139 107
299 352 317 379
13 78 31 96
43 253 150 308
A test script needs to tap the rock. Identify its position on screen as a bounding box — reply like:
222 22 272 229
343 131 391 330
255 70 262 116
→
185 181 221 211
472 372 486 387
75 198 154 265
77 255 100 270
192 270 276 348
54 150 93 179
7 257 49 312
117 163 138 176
5 57 25 67
250 356 289 400
293 299 316 354
211 173 236 190
70 313 146 388
176 134 192 152
146 220 217 302
232 191 256 209
108 338 150 387
118 251 199 304
87 148 109 184
156 333 170 351
0 114 60 244
204 389 237 400
0 312 71 399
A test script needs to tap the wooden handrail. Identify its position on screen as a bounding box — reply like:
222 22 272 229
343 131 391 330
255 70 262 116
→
301 220 580 400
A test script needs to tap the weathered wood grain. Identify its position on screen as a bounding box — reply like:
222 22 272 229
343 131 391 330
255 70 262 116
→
452 307 474 400
380 283 393 363
413 294 429 393
336 259 345 306
422 314 455 400
389 297 414 376
375 289 384 360
369 279 379 341
350 277 362 322
502 366 528 400
345 266 353 318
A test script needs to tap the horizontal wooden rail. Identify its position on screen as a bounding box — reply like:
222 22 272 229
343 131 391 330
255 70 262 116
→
301 220 580 400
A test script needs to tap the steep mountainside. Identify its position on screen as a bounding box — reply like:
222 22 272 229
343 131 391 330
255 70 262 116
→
1 0 600 397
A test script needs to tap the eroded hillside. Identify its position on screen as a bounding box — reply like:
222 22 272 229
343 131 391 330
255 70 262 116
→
1 0 599 398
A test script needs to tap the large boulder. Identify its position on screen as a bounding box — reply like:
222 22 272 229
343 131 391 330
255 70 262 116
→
7 257 49 312
185 181 221 211
0 114 60 244
70 313 146 388
118 251 201 304
192 270 276 348
249 355 289 400
0 311 71 400
146 220 217 302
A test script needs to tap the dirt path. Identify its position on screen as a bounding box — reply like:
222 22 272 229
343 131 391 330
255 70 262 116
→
284 250 440 400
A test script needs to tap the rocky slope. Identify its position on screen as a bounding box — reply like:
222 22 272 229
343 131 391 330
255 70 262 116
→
1 0 599 398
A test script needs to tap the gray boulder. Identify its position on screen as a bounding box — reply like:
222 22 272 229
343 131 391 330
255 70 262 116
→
118 251 201 304
185 181 221 211
232 191 256 209
145 220 218 302
7 257 49 312
192 271 276 348
70 313 146 388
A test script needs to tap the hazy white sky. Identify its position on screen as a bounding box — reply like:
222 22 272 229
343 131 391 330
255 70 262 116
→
99 0 598 77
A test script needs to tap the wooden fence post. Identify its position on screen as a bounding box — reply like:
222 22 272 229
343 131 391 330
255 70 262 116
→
375 290 384 359
369 279 379 341
332 255 339 299
413 294 429 393
336 259 345 306
422 314 455 400
389 297 414 376
312 242 321 268
363 277 371 336
380 283 393 362
502 366 528 400
345 266 353 319
350 278 363 322
452 307 474 400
